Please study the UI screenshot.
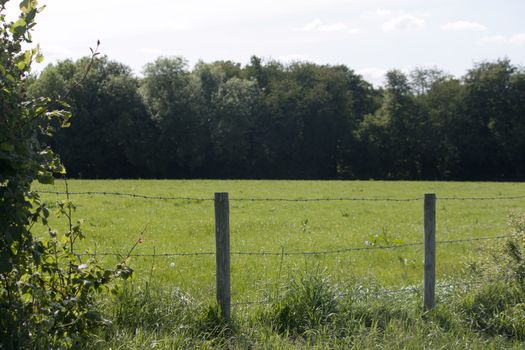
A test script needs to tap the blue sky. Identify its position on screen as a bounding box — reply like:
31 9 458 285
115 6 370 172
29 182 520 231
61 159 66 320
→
7 0 525 85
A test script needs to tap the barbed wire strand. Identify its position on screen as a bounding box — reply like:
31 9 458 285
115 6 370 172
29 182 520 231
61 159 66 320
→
34 190 525 202
235 197 420 202
440 195 525 201
75 234 512 258
234 241 424 256
435 235 511 244
34 190 419 202
35 190 213 202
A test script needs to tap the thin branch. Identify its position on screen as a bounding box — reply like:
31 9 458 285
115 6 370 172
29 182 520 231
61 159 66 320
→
120 223 149 264
17 40 101 129
62 40 100 100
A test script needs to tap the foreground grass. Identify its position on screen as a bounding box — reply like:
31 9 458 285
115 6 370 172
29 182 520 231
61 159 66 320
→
86 272 525 349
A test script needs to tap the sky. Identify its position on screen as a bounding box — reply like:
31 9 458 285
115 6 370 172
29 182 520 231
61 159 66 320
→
5 0 525 85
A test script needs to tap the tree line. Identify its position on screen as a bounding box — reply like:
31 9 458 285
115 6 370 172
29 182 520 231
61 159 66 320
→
28 56 525 180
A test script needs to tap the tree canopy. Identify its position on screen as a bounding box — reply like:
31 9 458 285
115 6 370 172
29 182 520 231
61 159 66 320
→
29 56 525 180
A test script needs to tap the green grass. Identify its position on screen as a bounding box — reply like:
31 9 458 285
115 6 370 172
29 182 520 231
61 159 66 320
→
33 180 525 304
31 180 525 348
88 271 525 349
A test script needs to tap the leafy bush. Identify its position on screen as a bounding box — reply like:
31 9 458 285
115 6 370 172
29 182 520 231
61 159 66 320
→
0 1 131 348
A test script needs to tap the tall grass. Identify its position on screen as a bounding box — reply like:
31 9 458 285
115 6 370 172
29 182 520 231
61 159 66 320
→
90 272 525 349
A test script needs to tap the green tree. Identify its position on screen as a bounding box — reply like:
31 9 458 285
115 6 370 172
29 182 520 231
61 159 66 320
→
243 55 269 89
29 57 155 178
258 62 360 178
141 57 208 177
356 70 423 178
415 77 464 178
458 59 516 179
409 66 449 95
210 77 261 177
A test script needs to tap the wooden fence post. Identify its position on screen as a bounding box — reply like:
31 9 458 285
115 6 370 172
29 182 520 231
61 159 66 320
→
214 192 230 320
424 193 436 311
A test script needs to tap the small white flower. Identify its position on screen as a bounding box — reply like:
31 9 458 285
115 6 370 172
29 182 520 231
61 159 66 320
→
169 262 176 268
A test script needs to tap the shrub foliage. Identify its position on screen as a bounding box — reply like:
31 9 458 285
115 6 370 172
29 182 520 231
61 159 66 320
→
0 1 131 348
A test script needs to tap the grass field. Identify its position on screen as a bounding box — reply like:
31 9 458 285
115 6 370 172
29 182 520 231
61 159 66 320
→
28 180 525 348
32 180 525 303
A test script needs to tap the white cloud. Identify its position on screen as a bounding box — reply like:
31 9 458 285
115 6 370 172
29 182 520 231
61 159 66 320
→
298 19 323 32
319 23 348 32
479 33 525 46
441 20 487 32
382 15 426 32
296 19 359 34
509 33 525 45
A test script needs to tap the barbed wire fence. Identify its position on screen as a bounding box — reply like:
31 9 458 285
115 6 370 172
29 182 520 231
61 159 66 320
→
71 234 511 258
34 188 525 319
35 189 525 202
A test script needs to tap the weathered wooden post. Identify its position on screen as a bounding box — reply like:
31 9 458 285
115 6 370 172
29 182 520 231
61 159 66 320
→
214 192 230 320
424 193 436 311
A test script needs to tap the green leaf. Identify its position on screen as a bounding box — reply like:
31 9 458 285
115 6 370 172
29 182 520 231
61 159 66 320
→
16 60 27 70
19 0 37 14
37 171 54 184
36 53 44 63
19 49 33 69
57 164 66 174
9 18 27 36
5 74 15 83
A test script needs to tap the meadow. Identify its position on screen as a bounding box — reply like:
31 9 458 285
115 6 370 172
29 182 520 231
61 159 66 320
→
33 180 525 304
27 180 525 348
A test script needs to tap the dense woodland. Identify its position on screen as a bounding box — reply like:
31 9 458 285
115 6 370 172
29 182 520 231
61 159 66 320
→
28 56 525 180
